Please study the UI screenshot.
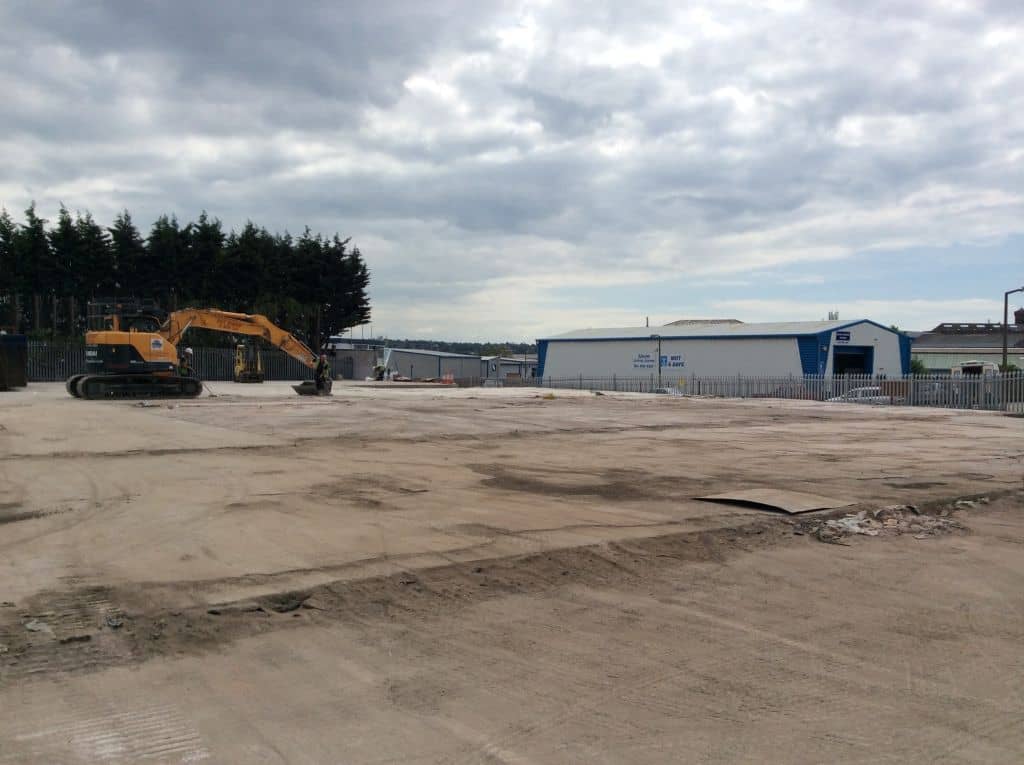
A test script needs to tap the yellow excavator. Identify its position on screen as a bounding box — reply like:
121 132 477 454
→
66 300 327 399
234 341 264 383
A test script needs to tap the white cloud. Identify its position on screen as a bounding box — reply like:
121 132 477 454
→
1 0 1023 339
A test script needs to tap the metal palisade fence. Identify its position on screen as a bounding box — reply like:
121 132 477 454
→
517 372 1024 412
27 342 313 382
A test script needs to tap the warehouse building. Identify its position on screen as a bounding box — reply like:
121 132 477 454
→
911 311 1024 373
322 337 380 380
481 355 537 381
537 319 911 380
382 347 481 380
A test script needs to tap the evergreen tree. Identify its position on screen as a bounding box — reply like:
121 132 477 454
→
232 221 265 307
212 221 263 310
0 209 14 327
108 210 145 295
48 205 79 298
13 204 53 330
291 228 329 346
185 211 224 303
74 211 114 299
2 206 371 340
321 237 370 335
146 215 187 307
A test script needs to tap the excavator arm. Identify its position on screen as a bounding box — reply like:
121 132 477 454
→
162 309 318 369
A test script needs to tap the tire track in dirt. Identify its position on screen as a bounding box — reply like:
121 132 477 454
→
0 697 210 764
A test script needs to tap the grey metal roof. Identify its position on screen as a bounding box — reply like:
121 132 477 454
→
384 347 480 359
913 350 1024 368
913 330 1024 350
540 319 874 341
663 318 742 326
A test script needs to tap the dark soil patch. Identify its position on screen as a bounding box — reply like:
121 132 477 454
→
469 464 707 502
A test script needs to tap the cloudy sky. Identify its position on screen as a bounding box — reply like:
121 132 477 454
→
2 1 1022 339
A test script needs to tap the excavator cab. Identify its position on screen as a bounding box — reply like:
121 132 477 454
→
234 341 264 383
83 300 174 371
67 299 198 399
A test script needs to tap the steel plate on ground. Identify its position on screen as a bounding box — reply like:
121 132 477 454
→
696 489 855 514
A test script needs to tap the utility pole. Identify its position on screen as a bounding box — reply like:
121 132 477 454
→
1004 286 1024 371
651 334 662 388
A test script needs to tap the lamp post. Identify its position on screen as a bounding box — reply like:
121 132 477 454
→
651 334 662 388
1004 286 1024 372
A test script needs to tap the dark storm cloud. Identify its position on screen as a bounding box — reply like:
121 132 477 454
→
1 1 1023 337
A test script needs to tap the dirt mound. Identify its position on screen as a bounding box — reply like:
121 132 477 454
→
4 492 1016 683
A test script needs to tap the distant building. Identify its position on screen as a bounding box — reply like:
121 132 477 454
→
322 336 381 380
537 319 911 379
382 347 480 380
481 355 537 381
912 311 1024 372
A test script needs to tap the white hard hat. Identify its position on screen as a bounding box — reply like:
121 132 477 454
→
185 347 193 355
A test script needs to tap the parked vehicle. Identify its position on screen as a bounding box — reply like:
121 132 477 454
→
951 360 999 376
827 386 898 405
910 381 948 406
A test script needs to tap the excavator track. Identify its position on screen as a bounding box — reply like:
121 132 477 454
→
73 374 203 400
66 374 86 398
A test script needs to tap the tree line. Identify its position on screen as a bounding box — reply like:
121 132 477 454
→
0 203 370 349
379 338 537 356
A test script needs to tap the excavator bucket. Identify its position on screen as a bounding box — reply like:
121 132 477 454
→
293 379 332 396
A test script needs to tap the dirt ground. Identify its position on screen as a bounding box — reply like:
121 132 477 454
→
1 382 1022 763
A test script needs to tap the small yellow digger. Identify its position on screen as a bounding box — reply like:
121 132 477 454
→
234 341 264 383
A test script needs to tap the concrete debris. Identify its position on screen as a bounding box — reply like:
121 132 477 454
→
803 504 965 544
135 400 157 408
23 619 52 634
105 615 124 629
0 643 7 654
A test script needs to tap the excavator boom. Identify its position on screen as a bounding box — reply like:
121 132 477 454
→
162 309 318 369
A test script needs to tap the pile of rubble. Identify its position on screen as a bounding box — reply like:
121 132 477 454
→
799 500 981 544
